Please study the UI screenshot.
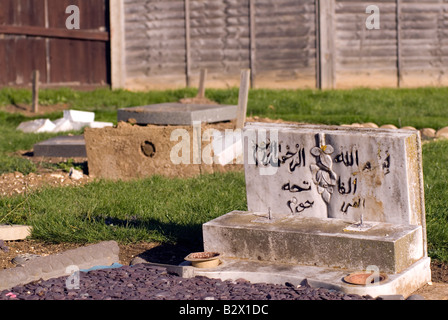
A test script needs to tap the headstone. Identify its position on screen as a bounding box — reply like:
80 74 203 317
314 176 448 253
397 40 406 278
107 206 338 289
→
201 122 431 297
117 103 238 126
17 119 56 133
33 135 86 158
0 225 32 241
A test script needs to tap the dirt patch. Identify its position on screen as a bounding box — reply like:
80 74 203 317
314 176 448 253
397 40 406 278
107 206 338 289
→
178 96 218 105
430 260 448 283
84 121 244 180
2 239 448 283
1 106 447 299
0 169 91 197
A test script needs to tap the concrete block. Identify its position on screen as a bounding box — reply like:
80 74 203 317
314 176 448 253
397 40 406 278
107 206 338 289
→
117 103 238 125
190 257 431 299
0 241 120 291
88 121 114 129
377 295 405 300
212 130 243 165
243 122 425 226
83 122 243 180
0 225 32 241
33 135 86 158
203 211 423 274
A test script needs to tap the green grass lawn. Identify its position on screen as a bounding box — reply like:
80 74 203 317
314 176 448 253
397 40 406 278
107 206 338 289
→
2 86 448 129
1 87 448 262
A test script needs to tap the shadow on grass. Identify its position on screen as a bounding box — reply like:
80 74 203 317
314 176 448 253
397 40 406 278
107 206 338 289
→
89 215 206 265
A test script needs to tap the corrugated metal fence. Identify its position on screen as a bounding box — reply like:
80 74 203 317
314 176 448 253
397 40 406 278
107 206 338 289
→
123 0 448 90
1 0 446 90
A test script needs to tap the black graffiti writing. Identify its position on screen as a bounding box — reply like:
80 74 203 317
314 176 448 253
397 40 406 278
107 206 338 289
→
363 161 372 171
253 140 280 167
334 150 359 167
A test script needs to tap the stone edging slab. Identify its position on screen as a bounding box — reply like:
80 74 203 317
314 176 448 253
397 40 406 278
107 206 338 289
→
0 241 119 291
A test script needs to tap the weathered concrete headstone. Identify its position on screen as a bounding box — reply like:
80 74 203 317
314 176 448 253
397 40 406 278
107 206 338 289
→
33 135 86 158
84 122 243 180
201 122 431 297
117 103 238 126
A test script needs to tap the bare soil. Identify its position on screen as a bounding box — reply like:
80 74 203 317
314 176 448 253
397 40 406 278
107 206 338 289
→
84 120 244 180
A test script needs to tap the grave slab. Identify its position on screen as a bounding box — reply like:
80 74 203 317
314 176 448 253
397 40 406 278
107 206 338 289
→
188 256 431 299
117 103 238 125
33 135 86 158
203 211 423 274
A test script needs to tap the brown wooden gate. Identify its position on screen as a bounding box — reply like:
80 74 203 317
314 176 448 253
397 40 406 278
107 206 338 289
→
0 0 110 88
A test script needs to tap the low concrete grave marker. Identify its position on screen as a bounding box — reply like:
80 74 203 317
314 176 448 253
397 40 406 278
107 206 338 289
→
117 103 237 126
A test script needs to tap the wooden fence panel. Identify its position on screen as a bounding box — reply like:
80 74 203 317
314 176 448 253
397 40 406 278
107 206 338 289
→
0 0 47 86
330 0 448 89
400 0 448 87
47 0 109 85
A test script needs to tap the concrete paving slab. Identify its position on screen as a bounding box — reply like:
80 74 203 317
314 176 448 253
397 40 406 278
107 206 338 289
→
185 256 431 299
0 241 119 291
203 211 424 274
117 103 238 125
33 135 86 158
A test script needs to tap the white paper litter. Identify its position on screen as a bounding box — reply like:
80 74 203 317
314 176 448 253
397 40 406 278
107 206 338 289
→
212 130 243 165
16 110 113 133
